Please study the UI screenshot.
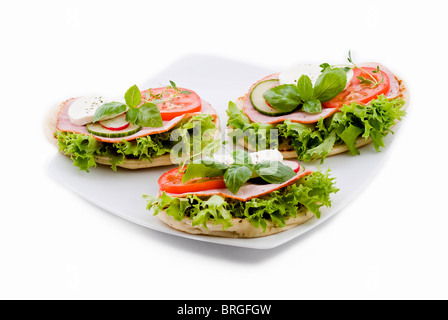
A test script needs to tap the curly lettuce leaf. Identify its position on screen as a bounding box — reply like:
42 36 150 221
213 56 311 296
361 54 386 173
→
237 170 338 230
190 195 233 229
55 114 217 172
276 95 406 162
292 170 339 219
339 96 406 151
145 193 233 229
302 130 337 162
337 124 363 155
227 101 277 150
277 121 317 160
226 101 250 129
277 120 336 162
56 131 101 172
56 131 171 172
170 114 219 163
112 132 171 160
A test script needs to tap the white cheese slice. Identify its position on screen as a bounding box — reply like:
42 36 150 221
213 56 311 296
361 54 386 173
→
212 154 235 166
279 64 323 86
249 149 284 165
211 149 284 167
68 96 126 126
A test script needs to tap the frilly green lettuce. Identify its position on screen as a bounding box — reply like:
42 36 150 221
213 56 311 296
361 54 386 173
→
279 95 406 162
55 114 216 172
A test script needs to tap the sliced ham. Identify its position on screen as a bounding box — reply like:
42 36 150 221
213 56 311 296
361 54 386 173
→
57 98 217 143
165 169 313 202
242 63 401 125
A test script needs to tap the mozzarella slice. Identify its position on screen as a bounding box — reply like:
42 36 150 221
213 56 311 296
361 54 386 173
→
68 96 126 126
249 149 284 165
212 154 235 166
279 64 354 89
211 149 284 167
279 64 323 86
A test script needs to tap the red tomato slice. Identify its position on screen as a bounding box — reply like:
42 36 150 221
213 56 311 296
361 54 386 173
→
141 87 202 121
158 168 226 194
322 67 390 109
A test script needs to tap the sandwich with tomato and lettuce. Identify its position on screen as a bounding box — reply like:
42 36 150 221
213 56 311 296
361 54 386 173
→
45 82 220 171
144 149 338 238
227 52 409 162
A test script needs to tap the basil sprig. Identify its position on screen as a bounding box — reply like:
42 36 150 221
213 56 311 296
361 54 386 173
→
124 85 163 127
93 84 163 128
262 85 301 113
169 80 192 95
263 66 347 114
93 102 127 123
313 68 347 102
182 150 297 194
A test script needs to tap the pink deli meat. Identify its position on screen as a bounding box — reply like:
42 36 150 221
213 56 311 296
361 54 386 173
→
243 63 401 125
57 98 217 143
165 167 313 202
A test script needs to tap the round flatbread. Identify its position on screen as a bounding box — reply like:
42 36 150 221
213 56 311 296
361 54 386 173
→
157 207 314 238
44 100 221 169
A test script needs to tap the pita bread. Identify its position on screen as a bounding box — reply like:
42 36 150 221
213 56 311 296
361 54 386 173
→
44 100 221 169
230 76 409 159
157 206 314 238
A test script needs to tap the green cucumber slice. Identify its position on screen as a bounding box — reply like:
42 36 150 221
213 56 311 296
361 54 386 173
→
99 114 129 130
250 79 293 116
86 122 141 138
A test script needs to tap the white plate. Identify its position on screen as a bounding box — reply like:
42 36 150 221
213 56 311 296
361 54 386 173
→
46 55 404 250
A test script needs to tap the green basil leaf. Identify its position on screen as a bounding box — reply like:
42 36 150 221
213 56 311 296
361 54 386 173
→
297 75 314 101
125 84 142 108
169 80 178 90
263 84 301 112
182 163 227 183
233 150 250 166
224 165 253 194
253 161 296 184
198 158 230 170
319 63 331 73
302 100 322 114
179 90 191 95
136 103 163 127
313 68 347 102
125 107 140 124
93 102 127 123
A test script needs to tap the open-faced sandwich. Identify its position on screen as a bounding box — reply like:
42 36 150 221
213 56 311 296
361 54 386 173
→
45 82 220 171
144 149 338 238
227 52 409 162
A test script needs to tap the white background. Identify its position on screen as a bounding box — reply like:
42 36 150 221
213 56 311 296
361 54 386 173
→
1 0 447 300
